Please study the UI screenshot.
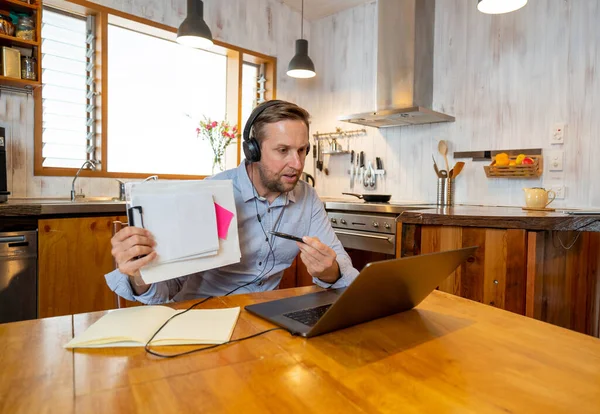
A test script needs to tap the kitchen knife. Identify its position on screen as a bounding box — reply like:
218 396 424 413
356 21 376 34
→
376 157 383 170
350 150 355 188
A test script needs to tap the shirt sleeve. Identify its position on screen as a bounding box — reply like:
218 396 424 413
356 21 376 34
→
104 269 186 305
307 192 360 288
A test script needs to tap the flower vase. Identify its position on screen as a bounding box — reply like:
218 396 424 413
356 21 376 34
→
212 154 225 175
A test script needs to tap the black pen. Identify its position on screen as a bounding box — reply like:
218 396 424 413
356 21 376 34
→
269 231 305 243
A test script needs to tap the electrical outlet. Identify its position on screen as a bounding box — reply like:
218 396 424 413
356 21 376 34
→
550 123 565 144
547 150 564 171
551 185 566 199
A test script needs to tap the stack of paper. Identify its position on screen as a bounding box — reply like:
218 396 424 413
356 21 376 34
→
127 180 241 284
64 306 241 348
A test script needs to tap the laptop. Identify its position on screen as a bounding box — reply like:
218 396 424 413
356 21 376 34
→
245 246 477 338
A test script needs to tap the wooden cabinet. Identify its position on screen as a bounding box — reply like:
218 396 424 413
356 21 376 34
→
418 225 527 315
401 223 600 337
280 256 312 289
38 215 126 317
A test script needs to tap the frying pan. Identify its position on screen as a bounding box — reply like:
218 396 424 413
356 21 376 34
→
342 192 392 203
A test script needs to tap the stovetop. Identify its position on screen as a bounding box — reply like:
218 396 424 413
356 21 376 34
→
322 198 434 215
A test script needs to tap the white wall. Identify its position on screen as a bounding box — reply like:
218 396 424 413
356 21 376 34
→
1 0 309 198
305 0 600 208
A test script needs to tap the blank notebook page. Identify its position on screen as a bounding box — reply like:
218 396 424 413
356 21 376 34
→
133 190 219 263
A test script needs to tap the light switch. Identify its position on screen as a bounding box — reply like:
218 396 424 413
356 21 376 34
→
547 150 564 171
550 123 565 144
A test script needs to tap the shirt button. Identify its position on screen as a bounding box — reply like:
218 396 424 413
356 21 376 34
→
258 281 264 286
267 208 271 213
259 262 262 266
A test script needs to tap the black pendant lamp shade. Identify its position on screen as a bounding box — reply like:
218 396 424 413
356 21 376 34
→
287 0 315 78
177 0 213 48
287 39 316 78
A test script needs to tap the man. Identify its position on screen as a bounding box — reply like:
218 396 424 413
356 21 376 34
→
106 100 359 304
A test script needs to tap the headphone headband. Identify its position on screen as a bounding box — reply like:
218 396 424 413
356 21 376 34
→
242 100 284 144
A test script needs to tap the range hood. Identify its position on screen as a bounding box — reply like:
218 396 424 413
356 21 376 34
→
338 0 455 128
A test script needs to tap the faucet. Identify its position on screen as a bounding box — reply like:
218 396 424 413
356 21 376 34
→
71 160 96 201
143 175 158 182
116 175 158 201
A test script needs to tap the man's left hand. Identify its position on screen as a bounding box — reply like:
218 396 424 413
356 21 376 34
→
297 236 340 284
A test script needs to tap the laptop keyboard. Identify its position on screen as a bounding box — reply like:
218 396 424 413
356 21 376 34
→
283 304 332 327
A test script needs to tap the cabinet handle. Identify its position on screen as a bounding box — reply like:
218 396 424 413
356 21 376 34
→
0 236 25 244
334 230 393 243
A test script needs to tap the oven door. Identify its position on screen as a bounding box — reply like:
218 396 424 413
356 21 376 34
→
334 229 396 255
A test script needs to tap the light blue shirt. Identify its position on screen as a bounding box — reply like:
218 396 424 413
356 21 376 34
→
105 162 359 304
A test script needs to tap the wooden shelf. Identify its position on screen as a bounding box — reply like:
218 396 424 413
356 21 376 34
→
0 74 40 88
0 32 39 47
0 0 40 12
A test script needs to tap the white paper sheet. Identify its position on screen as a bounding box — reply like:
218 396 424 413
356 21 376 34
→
126 180 241 284
132 190 219 263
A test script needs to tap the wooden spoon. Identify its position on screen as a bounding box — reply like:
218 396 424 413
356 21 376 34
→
451 161 465 178
438 140 449 173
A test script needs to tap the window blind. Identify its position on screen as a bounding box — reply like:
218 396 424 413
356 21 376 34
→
41 9 96 168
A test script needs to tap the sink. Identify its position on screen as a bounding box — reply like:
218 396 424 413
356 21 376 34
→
10 196 124 204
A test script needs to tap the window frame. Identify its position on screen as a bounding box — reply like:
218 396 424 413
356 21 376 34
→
35 0 277 179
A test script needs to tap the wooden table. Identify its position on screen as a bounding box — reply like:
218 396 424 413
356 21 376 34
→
2 287 600 413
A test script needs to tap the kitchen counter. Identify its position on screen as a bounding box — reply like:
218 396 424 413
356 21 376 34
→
0 198 127 216
399 205 600 232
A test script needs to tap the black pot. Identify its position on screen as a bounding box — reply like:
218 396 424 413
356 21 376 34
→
342 192 392 203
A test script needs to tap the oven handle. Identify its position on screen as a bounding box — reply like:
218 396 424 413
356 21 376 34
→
334 230 394 243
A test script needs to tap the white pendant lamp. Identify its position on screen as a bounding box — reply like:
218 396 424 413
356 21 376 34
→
287 0 316 78
477 0 527 14
177 0 213 48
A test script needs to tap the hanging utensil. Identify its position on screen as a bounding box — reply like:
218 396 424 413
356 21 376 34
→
432 155 441 178
438 140 449 173
316 139 323 172
349 150 355 189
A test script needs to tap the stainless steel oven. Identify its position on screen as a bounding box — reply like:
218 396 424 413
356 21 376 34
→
328 212 397 255
325 200 433 269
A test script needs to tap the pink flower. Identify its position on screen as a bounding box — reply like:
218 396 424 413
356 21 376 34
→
211 121 218 128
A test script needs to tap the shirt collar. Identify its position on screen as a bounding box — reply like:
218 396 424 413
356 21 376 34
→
237 161 297 205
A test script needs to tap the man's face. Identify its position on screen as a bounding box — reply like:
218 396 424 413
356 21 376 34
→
255 120 309 194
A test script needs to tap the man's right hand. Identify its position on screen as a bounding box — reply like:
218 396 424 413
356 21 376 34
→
111 226 157 294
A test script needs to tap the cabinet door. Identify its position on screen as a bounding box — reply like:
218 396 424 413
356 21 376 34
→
38 216 127 318
420 226 527 314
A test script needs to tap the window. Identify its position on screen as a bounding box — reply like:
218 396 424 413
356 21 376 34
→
40 9 94 168
35 2 276 178
107 25 227 176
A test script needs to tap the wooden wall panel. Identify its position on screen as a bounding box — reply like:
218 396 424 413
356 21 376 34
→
525 230 600 336
38 215 127 317
504 230 527 314
482 229 506 309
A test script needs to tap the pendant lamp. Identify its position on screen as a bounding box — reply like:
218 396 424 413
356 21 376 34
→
477 0 527 14
177 0 213 48
287 0 316 78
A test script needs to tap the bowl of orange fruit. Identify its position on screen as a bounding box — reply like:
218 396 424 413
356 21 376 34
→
484 153 542 178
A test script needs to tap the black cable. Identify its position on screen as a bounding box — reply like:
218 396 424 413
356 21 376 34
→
145 327 287 358
142 164 286 358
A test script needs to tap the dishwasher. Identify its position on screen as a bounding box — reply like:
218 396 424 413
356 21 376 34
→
0 230 37 323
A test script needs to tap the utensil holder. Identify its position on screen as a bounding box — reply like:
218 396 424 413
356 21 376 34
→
437 178 454 206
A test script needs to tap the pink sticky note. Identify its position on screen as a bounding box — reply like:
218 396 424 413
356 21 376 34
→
214 202 235 240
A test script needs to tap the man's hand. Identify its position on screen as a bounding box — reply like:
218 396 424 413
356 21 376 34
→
297 236 340 284
111 226 157 294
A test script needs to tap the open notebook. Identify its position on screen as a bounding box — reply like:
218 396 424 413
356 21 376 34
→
64 306 241 348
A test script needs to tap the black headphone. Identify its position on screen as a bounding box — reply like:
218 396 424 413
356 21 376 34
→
242 100 310 163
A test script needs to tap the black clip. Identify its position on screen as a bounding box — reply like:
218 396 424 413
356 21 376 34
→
127 206 145 228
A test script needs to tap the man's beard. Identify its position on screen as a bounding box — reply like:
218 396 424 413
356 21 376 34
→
256 163 299 194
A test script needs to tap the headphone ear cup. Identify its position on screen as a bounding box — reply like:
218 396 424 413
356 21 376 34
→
243 138 261 163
